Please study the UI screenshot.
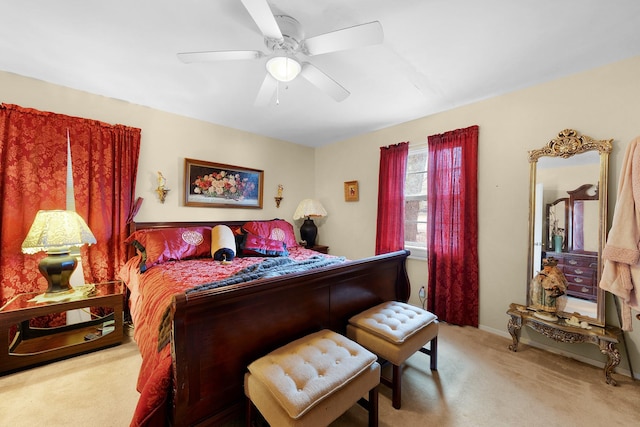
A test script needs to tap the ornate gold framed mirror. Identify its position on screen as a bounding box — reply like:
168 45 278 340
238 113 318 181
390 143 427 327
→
527 129 612 326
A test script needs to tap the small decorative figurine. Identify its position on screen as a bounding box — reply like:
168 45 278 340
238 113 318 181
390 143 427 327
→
529 257 567 322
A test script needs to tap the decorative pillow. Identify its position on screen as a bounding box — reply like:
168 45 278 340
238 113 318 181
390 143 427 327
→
237 232 289 257
126 227 212 272
228 224 244 236
242 219 298 248
211 225 236 262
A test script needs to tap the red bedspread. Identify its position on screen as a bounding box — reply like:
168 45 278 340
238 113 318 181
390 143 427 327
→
118 247 333 426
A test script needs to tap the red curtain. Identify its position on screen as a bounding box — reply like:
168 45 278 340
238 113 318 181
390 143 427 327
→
376 142 409 254
0 104 141 307
426 126 479 326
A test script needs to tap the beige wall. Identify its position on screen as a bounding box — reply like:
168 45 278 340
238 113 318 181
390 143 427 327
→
2 54 639 378
317 55 640 377
0 71 315 227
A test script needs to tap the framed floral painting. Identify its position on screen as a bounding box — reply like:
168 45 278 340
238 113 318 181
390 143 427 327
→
184 158 264 208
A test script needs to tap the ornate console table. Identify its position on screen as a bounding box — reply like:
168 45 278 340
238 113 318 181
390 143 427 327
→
506 303 621 385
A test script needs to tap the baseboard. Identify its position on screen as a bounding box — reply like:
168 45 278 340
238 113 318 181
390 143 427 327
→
478 324 639 380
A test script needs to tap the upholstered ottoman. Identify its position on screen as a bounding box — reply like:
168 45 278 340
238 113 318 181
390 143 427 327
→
244 329 381 427
347 301 438 409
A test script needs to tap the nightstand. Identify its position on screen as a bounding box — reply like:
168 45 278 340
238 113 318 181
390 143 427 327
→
311 245 329 254
0 281 124 375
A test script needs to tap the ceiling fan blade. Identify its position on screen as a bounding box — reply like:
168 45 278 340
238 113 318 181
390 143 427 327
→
304 21 383 56
177 50 263 63
254 73 278 106
300 62 350 102
241 0 283 41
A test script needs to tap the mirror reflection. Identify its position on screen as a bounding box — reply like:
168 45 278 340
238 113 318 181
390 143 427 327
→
527 129 612 326
546 197 568 252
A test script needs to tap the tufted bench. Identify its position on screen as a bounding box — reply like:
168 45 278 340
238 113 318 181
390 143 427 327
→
244 329 381 427
347 301 438 409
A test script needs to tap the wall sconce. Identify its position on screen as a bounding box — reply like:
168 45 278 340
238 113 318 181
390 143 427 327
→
275 184 283 208
156 171 170 203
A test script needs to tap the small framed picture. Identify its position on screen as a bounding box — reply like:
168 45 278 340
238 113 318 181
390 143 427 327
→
344 180 359 202
184 158 263 208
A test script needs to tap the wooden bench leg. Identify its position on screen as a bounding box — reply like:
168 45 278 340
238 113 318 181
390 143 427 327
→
430 336 438 370
391 363 402 409
245 398 254 427
419 336 438 371
369 386 379 427
378 362 403 409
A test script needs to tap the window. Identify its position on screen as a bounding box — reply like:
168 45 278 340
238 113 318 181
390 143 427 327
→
431 144 464 255
404 146 428 258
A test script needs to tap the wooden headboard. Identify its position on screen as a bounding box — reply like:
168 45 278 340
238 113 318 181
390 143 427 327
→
128 220 248 234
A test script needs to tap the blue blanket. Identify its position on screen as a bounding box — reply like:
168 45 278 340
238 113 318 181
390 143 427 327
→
186 255 346 294
158 255 346 350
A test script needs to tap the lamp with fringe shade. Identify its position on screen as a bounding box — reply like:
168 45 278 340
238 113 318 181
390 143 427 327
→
21 210 97 295
293 199 327 248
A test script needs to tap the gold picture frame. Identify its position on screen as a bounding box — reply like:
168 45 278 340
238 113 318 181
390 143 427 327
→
184 158 263 208
344 180 359 202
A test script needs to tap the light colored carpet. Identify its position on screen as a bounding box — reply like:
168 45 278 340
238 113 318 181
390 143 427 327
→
1 323 638 426
0 330 141 427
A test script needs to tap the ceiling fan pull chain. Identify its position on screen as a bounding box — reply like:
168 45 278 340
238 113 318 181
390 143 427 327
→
276 81 280 105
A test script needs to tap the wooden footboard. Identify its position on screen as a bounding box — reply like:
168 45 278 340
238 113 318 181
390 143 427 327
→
168 249 411 426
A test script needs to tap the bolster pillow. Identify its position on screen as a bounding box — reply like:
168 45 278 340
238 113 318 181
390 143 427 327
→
211 225 236 261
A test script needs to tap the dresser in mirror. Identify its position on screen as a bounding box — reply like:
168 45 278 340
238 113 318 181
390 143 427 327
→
545 183 599 303
527 129 612 326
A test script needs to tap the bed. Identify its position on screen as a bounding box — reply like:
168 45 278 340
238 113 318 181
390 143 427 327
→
119 219 411 426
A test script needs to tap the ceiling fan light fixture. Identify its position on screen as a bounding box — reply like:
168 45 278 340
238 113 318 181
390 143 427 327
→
266 56 301 82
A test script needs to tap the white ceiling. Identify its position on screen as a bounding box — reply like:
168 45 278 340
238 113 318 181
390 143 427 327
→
1 1 640 147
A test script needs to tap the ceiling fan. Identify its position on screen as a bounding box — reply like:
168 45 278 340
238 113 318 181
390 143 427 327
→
177 0 383 104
